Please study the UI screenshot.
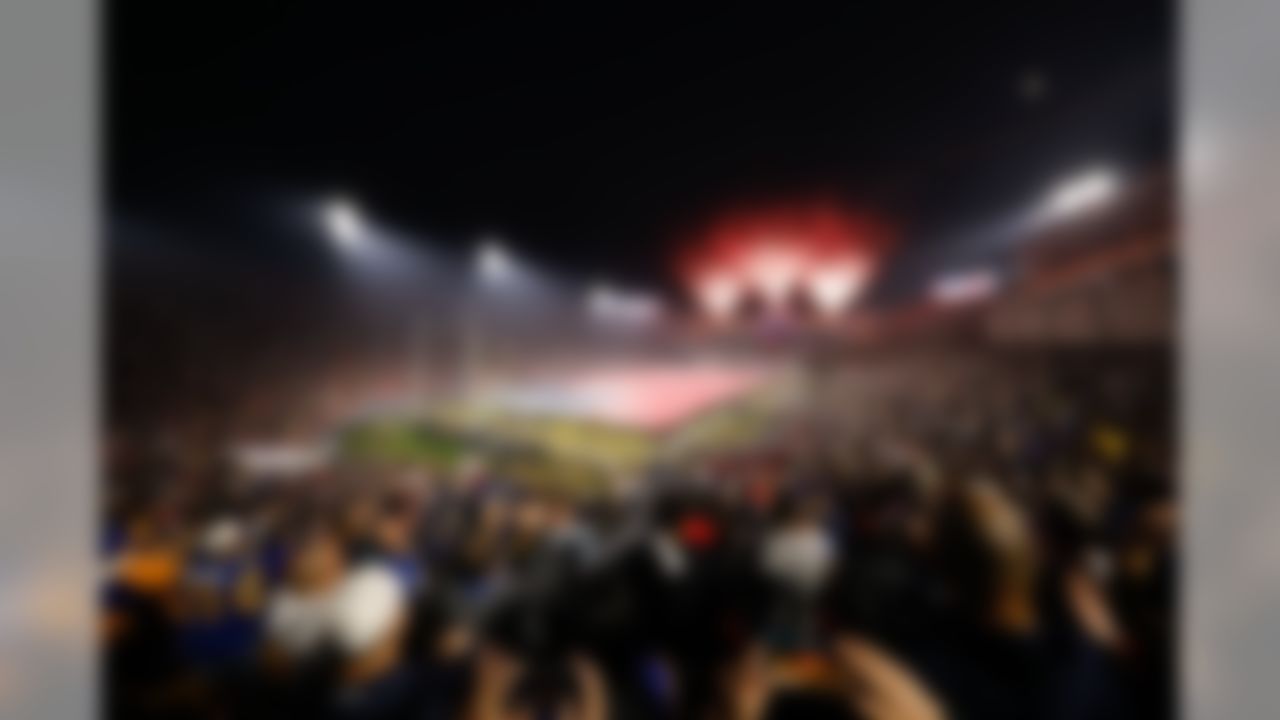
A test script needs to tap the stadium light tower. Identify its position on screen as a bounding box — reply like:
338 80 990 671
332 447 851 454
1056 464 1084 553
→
696 274 743 323
462 236 522 428
587 281 663 328
746 244 804 312
474 238 518 286
808 261 867 319
930 266 1000 305
322 196 366 252
1039 167 1120 222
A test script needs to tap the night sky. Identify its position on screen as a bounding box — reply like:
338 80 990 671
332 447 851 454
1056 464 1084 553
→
109 3 1172 294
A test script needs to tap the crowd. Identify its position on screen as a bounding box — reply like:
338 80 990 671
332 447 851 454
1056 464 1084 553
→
102 347 1174 720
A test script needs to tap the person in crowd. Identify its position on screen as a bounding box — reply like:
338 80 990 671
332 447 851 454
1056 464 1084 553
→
175 516 264 688
327 562 416 720
261 520 347 673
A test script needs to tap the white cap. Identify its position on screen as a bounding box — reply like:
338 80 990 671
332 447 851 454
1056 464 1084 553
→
332 564 406 655
201 517 245 556
761 527 836 595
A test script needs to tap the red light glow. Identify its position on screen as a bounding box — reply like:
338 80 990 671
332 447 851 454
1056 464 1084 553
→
678 202 891 321
746 244 805 310
808 260 870 318
696 274 744 322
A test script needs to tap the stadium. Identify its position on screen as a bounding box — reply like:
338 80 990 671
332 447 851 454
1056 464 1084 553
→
103 5 1175 720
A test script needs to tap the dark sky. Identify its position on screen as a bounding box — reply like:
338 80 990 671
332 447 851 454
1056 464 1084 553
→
109 2 1172 292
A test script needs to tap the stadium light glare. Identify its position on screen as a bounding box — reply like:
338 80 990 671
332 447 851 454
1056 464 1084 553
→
323 196 366 251
1040 167 1119 221
587 282 663 328
745 244 804 309
697 274 742 323
475 239 517 285
808 261 867 318
930 267 1000 305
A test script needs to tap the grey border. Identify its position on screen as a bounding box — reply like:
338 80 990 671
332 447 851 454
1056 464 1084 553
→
1184 0 1280 717
4 0 1280 717
0 0 96 719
